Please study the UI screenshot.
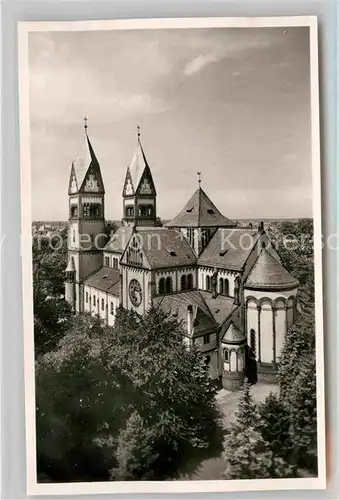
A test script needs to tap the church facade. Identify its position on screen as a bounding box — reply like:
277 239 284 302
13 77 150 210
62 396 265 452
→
65 124 299 391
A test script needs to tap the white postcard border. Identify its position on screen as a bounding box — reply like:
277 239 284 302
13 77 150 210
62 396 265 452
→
18 15 326 496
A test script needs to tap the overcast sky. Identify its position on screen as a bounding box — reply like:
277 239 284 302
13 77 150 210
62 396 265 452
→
29 26 312 221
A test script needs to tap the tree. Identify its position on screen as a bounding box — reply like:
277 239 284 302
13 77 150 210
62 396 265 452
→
288 352 317 473
258 392 295 466
223 380 293 479
33 232 72 356
36 307 223 482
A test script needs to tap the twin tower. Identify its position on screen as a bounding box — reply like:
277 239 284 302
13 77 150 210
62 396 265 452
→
65 122 159 311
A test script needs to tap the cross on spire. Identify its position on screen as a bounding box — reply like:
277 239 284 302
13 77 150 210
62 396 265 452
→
197 172 202 187
137 125 140 141
84 116 88 132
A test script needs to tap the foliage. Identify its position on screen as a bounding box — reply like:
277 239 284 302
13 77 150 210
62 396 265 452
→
223 380 293 479
260 219 317 475
32 232 72 356
36 307 223 482
288 352 317 472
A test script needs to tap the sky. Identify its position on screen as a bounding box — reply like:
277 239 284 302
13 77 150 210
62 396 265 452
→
28 26 312 221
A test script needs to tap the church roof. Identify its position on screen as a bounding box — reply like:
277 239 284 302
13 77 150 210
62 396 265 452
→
245 249 299 290
198 228 261 271
131 227 197 269
104 226 133 254
153 291 216 338
166 187 236 228
69 127 104 194
84 267 120 296
123 134 156 196
200 292 238 326
222 321 246 344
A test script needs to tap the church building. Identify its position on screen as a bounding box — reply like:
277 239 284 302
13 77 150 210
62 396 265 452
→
65 122 299 390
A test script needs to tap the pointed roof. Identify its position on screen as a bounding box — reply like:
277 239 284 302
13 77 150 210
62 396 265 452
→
69 123 103 195
166 187 236 228
222 322 246 344
65 256 75 272
245 249 299 290
124 132 156 196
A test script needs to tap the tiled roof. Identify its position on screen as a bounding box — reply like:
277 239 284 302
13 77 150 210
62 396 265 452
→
153 291 215 336
84 266 120 296
166 188 236 228
104 226 133 254
132 227 197 269
245 249 299 290
200 292 237 326
198 228 260 271
222 322 246 343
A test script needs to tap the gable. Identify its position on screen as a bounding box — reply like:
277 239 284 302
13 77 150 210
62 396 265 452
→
135 165 156 196
79 163 104 194
123 167 134 197
68 165 78 195
120 233 151 269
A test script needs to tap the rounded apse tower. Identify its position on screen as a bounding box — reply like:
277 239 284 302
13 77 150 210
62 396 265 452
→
244 248 299 381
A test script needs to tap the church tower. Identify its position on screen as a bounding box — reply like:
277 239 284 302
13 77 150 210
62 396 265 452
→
65 118 106 312
122 127 159 227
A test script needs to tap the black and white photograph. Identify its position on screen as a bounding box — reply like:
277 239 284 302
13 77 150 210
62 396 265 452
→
19 17 325 495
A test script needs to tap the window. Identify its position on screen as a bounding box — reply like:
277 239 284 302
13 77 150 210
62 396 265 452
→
206 275 211 291
85 291 88 303
250 329 256 355
70 205 78 218
113 258 119 269
187 228 195 248
204 355 211 365
224 349 229 363
203 334 210 345
93 296 96 307
159 278 165 295
101 298 105 311
262 241 266 249
187 274 193 290
219 278 224 295
181 275 187 291
125 206 134 217
224 279 229 296
165 277 172 293
110 302 114 315
138 205 153 217
72 230 75 243
105 256 109 267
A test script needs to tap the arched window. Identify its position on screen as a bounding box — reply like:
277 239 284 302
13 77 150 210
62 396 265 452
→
85 291 88 303
250 329 256 355
104 256 109 267
224 278 229 296
219 278 224 295
165 277 172 293
187 273 193 290
101 298 105 311
181 275 187 291
110 302 114 315
93 296 96 307
224 349 229 363
159 278 165 295
206 275 211 291
204 355 211 365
